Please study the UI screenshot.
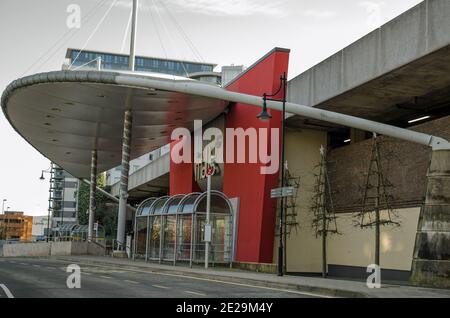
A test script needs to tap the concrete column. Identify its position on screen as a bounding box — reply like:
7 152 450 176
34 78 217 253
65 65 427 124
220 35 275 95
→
116 110 132 252
411 149 450 288
88 150 97 241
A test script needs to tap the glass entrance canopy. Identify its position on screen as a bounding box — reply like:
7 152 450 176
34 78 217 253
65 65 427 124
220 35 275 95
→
134 191 235 267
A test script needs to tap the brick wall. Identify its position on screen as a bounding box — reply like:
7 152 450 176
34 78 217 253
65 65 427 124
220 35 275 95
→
327 115 450 212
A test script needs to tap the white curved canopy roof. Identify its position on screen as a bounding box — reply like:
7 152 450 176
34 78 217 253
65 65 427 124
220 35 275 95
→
1 70 229 178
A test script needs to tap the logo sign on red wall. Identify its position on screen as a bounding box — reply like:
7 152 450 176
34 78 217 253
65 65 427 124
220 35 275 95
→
207 167 214 176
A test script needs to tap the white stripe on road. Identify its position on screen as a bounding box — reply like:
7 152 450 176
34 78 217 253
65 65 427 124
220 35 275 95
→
33 265 41 268
123 280 139 284
83 272 92 276
52 260 331 298
184 290 207 297
0 284 14 298
152 284 169 289
19 263 28 266
100 275 112 279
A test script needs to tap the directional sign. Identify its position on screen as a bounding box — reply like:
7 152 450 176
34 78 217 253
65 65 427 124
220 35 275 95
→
204 224 212 242
271 187 295 198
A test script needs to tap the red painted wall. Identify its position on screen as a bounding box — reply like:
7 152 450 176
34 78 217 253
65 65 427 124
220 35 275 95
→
223 48 290 263
170 139 201 195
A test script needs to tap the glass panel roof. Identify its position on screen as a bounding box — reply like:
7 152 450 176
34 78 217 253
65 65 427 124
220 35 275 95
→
135 191 232 219
180 194 200 213
195 192 232 214
140 198 156 216
72 225 88 233
164 195 184 214
59 224 76 232
150 196 170 215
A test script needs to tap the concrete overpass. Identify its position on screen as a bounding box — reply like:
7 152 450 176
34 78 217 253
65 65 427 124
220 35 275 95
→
110 151 169 204
287 0 450 133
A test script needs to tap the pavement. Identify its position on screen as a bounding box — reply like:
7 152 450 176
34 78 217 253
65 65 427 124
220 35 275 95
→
0 257 319 298
1 255 449 298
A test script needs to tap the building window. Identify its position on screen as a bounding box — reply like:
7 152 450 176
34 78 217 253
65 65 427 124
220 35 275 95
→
63 201 77 208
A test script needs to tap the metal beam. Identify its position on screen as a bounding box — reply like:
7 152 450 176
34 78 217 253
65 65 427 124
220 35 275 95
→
128 0 138 71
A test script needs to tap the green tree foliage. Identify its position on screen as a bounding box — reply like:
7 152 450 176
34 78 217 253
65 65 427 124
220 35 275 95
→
77 174 117 239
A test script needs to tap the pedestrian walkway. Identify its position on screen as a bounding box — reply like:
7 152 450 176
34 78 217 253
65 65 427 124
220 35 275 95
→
53 255 450 298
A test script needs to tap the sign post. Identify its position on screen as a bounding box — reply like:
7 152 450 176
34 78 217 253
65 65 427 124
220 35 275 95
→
271 187 295 199
204 166 213 269
93 222 98 242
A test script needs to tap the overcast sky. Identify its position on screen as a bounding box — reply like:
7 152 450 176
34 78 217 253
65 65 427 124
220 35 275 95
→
0 0 422 216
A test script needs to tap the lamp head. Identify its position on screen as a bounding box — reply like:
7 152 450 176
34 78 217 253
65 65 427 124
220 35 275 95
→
257 97 272 122
40 171 45 180
257 108 272 122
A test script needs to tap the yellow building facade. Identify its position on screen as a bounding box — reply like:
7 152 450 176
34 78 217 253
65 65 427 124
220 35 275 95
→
0 211 33 241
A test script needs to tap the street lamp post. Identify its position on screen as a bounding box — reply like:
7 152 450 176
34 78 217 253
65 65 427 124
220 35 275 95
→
204 171 212 268
204 152 215 269
1 199 6 240
257 73 288 276
5 206 11 240
40 164 53 242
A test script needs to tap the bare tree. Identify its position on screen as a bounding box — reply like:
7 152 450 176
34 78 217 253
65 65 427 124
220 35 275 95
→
311 145 339 278
355 133 400 267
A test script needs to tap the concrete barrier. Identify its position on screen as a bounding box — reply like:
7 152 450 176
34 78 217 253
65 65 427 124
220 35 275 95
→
2 241 105 257
87 242 106 256
3 242 51 257
50 242 74 256
70 242 89 255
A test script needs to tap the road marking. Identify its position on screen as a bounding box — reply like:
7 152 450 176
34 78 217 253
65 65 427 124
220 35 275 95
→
50 259 330 298
83 272 92 276
100 275 112 279
0 284 14 298
184 290 207 296
33 264 41 268
152 284 169 289
19 263 28 266
123 280 139 284
96 265 329 297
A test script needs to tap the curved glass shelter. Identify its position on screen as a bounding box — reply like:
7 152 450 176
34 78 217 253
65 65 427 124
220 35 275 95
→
134 191 235 267
53 223 105 241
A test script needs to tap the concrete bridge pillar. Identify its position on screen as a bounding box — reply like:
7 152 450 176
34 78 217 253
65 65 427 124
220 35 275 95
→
411 149 450 288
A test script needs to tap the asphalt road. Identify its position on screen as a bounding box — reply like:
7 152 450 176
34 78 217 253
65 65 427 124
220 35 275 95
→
0 257 321 298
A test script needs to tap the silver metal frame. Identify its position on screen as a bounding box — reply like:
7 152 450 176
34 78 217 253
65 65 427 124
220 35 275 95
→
134 191 235 267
